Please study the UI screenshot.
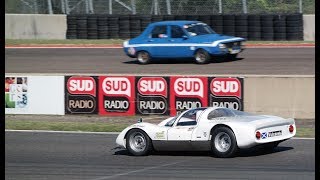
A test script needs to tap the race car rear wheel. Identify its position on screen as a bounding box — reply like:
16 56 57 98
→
137 51 151 64
194 49 210 64
211 126 238 158
126 129 152 156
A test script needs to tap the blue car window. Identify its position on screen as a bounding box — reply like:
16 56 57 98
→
184 23 215 36
170 25 186 38
150 25 167 38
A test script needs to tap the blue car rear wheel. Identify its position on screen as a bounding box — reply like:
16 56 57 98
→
137 51 151 64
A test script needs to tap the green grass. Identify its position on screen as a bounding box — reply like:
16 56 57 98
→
295 127 315 138
5 120 130 132
5 120 314 138
5 39 315 45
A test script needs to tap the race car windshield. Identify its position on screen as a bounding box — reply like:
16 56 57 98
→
183 23 215 36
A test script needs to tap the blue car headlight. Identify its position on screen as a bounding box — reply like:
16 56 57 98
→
218 43 227 49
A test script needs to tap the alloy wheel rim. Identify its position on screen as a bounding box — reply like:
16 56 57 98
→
138 52 149 63
196 52 206 62
214 132 231 152
129 132 146 152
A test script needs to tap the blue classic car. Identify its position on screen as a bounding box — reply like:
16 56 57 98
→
123 21 246 64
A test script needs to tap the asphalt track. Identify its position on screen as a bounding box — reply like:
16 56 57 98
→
5 131 315 180
5 47 315 75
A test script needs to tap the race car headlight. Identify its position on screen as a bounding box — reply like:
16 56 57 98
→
218 43 227 49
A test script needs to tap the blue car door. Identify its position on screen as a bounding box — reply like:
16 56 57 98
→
164 25 193 58
146 25 170 57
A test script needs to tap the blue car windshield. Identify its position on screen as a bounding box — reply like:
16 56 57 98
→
183 23 215 36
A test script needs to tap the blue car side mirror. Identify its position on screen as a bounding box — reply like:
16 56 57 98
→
182 35 188 39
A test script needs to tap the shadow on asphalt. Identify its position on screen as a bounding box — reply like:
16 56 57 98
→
113 146 293 157
237 146 294 157
122 57 244 65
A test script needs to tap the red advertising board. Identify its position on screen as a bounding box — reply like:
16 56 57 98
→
98 76 135 115
65 76 98 114
208 77 244 110
135 76 170 115
170 76 208 116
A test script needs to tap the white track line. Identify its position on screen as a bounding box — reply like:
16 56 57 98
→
5 129 119 135
5 129 315 139
91 160 188 180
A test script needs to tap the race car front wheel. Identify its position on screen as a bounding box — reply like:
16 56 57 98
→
137 51 151 64
126 129 152 156
211 126 238 158
194 49 210 64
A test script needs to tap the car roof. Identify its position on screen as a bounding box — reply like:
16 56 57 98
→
149 21 201 27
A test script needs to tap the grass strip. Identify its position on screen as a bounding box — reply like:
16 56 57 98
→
5 120 314 138
5 120 130 132
5 39 125 45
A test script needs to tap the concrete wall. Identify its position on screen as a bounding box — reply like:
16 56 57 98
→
5 14 67 39
303 15 315 41
244 76 314 119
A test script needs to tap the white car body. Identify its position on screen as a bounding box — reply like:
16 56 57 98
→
116 107 296 156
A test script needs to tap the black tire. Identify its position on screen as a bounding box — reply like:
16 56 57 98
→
137 51 152 64
126 129 152 156
194 49 211 64
235 26 248 32
186 15 199 21
211 126 238 158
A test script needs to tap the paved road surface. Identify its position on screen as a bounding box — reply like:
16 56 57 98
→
5 48 314 75
5 131 315 180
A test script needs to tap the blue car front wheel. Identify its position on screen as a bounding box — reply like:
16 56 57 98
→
194 49 211 64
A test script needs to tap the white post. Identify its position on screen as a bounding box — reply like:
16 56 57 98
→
154 0 159 15
109 0 112 14
85 0 89 14
242 0 247 14
65 0 70 14
218 0 222 14
33 0 39 14
299 0 302 13
47 0 53 14
61 0 65 14
166 0 171 15
131 0 136 14
89 0 94 13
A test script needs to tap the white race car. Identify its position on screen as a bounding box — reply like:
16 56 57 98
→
116 107 296 158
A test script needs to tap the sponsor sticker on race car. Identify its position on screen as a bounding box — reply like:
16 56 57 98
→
155 131 165 139
261 130 282 139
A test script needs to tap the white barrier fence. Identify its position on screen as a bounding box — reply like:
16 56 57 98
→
5 75 65 115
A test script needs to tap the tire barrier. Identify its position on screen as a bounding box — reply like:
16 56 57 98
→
66 14 303 41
